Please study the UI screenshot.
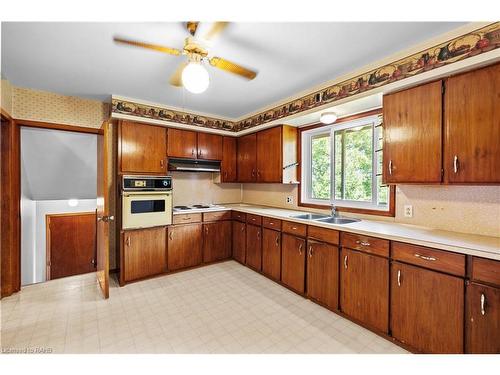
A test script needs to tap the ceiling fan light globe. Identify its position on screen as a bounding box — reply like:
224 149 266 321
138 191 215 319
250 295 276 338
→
320 112 338 124
182 62 210 94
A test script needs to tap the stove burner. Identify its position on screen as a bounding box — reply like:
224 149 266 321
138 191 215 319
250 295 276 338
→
192 204 210 208
174 205 191 210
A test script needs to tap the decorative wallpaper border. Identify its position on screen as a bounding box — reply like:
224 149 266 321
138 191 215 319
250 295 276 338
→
112 22 500 132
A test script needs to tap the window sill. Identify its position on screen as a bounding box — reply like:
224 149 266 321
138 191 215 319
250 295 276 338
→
298 201 395 217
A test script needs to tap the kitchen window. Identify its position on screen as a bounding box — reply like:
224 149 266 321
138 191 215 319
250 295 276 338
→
301 113 392 214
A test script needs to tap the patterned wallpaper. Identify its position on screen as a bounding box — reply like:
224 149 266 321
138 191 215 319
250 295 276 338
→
12 87 109 129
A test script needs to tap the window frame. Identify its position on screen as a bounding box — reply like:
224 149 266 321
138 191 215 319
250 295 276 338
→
298 109 395 217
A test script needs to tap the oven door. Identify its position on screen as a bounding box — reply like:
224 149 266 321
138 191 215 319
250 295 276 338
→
122 191 172 229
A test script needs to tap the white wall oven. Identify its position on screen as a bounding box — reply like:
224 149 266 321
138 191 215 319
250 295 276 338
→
121 176 172 229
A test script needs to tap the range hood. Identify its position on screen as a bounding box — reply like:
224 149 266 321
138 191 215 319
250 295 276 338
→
168 158 221 172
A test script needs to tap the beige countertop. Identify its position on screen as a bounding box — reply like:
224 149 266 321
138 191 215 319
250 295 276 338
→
223 203 500 261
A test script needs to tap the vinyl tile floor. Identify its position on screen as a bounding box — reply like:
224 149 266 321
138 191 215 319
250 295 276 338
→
1 261 408 354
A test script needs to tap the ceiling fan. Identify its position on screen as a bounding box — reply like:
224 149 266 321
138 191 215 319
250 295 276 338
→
113 22 258 94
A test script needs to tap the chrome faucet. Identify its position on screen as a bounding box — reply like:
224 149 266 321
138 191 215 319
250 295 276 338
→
331 204 339 218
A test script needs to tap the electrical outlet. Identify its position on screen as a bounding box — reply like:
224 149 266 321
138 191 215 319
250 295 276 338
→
404 205 413 218
286 196 294 205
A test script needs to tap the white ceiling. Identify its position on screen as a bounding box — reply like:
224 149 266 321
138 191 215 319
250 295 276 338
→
2 22 465 119
21 127 97 200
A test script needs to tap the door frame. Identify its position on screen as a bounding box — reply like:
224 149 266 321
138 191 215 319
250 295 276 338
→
45 211 97 281
0 116 103 298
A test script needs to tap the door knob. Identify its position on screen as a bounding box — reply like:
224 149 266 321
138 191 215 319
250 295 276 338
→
98 215 114 222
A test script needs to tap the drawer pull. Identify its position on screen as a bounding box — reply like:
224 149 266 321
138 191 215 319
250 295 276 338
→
397 270 401 287
414 253 437 261
182 217 191 221
298 243 303 255
356 240 370 247
344 255 348 269
481 293 486 316
292 227 297 230
309 245 313 258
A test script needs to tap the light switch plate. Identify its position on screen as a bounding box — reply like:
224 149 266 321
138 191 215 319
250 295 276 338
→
404 205 413 218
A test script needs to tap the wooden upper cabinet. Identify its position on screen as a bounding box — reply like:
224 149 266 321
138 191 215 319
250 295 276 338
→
237 133 257 182
444 64 500 183
257 126 282 182
197 132 223 160
466 282 500 354
221 136 237 182
383 80 443 183
120 121 167 174
167 128 197 159
391 262 464 353
122 227 167 282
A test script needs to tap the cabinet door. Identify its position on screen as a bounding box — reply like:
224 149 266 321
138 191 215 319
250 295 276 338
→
120 121 166 173
221 136 237 182
237 133 257 182
167 224 202 271
307 240 339 310
197 132 223 160
203 221 232 263
167 128 198 159
232 221 246 263
444 64 500 183
262 228 281 281
383 80 442 183
123 227 166 282
281 233 306 294
466 282 500 354
257 126 282 182
391 262 464 353
246 224 262 271
340 248 388 332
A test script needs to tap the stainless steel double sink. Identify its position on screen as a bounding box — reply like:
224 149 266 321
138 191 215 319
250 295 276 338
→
289 213 360 225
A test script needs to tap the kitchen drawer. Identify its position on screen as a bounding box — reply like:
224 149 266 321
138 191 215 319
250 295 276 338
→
307 225 339 245
341 232 389 257
263 216 282 231
232 211 246 222
392 242 465 277
172 213 202 224
472 257 500 287
282 221 307 237
203 211 231 222
246 214 262 226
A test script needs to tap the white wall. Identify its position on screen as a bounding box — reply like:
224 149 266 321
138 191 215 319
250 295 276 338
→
21 199 97 285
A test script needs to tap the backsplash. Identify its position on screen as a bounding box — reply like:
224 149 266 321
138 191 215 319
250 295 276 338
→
241 183 500 237
171 172 241 206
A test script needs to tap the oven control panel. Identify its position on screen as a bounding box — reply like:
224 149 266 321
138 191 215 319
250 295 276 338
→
122 176 172 191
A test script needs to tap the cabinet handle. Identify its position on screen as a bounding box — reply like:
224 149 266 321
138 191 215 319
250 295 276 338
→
241 225 244 232
251 169 256 177
199 150 202 157
182 217 191 221
414 253 436 261
160 159 164 168
298 243 303 255
344 255 348 269
224 171 228 178
205 226 209 234
192 149 195 157
389 160 393 175
308 245 313 258
257 230 260 239
257 169 261 177
275 234 280 246
169 231 173 241
453 155 459 173
481 293 486 315
355 240 370 247
397 270 401 287
126 236 131 247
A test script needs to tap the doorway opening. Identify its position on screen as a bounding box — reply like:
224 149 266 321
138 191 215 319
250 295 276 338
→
20 127 98 286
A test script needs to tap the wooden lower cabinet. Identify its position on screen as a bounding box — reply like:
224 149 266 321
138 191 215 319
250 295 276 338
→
391 262 464 353
122 227 167 282
246 224 262 271
340 248 389 333
232 221 246 263
466 282 500 354
167 224 202 271
262 228 281 281
281 233 306 294
203 221 232 263
307 240 339 310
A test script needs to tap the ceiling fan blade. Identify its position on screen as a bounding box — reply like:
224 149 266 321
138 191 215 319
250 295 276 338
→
170 61 188 87
203 22 229 41
113 37 182 56
209 57 257 80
